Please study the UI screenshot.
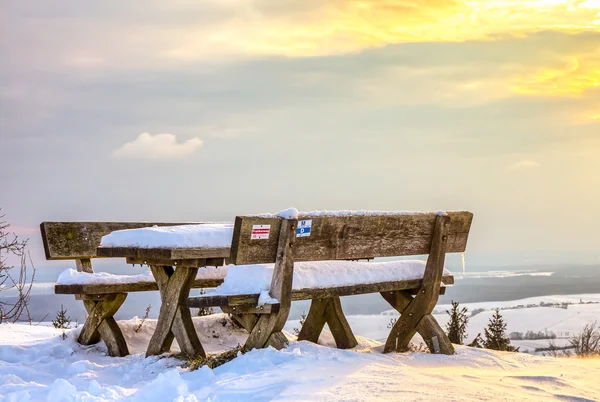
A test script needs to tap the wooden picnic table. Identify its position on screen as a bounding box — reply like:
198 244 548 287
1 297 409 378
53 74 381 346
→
96 246 230 358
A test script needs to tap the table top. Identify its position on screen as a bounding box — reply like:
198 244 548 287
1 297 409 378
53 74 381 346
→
96 246 230 267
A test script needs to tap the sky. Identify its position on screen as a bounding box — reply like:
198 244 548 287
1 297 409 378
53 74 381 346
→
1 1 600 266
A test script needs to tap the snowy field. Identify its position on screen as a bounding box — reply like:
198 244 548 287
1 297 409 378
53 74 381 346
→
1 313 600 401
302 294 600 354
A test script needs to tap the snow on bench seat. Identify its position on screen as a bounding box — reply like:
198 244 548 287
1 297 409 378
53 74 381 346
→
55 266 228 295
57 266 228 285
99 223 234 249
208 260 452 299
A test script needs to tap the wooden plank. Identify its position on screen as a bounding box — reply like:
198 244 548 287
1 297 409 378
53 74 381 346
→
125 257 205 268
40 221 211 260
97 247 230 261
186 274 454 308
230 211 473 265
244 219 297 351
55 278 224 295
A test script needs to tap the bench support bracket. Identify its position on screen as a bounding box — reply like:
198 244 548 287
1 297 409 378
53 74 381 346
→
381 214 455 355
243 219 297 352
298 296 358 349
146 265 205 358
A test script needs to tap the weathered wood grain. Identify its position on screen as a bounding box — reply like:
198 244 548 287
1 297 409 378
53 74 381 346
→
146 266 204 358
244 219 297 351
298 296 357 349
56 278 224 295
76 258 94 273
40 221 211 260
186 274 453 308
381 291 455 355
324 296 358 349
297 298 329 343
230 211 473 265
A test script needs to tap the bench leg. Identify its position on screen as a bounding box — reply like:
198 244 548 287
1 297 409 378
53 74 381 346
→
147 265 205 358
380 214 454 355
225 310 288 350
78 293 130 357
381 290 454 354
243 219 297 352
298 296 357 349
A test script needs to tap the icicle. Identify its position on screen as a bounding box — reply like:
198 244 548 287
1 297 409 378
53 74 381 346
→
461 252 466 276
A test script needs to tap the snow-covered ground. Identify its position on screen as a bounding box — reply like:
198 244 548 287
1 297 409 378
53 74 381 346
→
1 314 599 401
284 294 600 353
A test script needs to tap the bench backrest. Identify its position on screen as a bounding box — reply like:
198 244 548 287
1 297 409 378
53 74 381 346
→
230 211 473 265
40 222 204 260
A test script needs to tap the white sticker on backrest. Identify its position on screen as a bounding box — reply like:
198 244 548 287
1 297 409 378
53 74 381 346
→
251 224 271 240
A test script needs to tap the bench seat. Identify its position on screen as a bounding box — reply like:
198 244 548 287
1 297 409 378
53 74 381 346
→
188 260 454 308
55 266 226 295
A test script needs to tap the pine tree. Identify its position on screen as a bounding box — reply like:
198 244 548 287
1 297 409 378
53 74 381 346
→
483 309 514 351
445 301 469 344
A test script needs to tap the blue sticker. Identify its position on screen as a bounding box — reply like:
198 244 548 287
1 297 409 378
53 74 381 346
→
296 219 312 237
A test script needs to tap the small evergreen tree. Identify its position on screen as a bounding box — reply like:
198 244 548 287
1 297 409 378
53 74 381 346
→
52 304 71 340
52 304 71 329
445 301 469 344
293 311 307 335
196 288 214 316
483 309 514 351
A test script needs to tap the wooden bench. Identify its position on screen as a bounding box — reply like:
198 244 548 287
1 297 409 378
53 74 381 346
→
188 211 473 354
40 222 228 357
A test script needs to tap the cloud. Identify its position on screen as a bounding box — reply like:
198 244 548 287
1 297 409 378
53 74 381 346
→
507 160 540 171
111 133 202 160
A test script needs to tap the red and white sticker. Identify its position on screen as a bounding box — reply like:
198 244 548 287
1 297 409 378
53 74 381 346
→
251 224 271 240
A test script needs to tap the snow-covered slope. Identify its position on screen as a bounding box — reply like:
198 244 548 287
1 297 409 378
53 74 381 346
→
1 315 599 401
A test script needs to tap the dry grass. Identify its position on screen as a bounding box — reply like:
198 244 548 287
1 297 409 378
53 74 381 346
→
179 345 246 371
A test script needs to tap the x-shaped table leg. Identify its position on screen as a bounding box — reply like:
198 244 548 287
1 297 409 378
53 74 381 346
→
146 265 205 358
297 296 358 349
381 290 454 354
78 293 129 357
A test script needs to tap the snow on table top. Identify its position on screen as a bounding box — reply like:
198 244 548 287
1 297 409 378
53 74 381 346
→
57 266 228 285
100 223 234 249
209 260 451 297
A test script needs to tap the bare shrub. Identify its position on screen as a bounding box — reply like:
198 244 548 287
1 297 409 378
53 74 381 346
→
134 304 151 333
569 321 600 357
293 311 307 335
0 209 35 323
